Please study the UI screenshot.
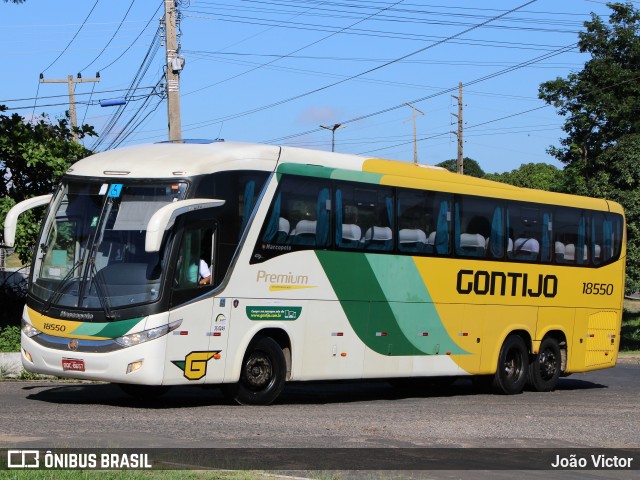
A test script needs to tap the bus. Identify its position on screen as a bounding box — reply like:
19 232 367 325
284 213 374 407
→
3 141 626 405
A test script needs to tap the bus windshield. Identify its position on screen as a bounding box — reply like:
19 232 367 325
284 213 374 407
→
31 180 188 315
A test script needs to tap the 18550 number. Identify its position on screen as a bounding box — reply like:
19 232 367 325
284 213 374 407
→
582 283 614 295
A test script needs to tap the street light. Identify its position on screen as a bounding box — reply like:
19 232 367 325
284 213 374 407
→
320 123 345 152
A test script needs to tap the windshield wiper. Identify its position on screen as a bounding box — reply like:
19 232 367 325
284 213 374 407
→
43 259 84 312
88 262 114 321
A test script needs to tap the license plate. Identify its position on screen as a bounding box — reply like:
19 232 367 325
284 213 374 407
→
62 358 85 372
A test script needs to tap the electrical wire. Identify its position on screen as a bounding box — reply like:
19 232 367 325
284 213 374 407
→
184 0 407 97
182 0 540 134
78 0 136 74
97 1 164 72
41 0 100 74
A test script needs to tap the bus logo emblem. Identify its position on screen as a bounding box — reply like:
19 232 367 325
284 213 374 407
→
67 339 79 351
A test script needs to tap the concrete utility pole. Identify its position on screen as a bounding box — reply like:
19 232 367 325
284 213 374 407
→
320 123 345 152
40 74 100 142
404 102 424 164
164 0 183 142
451 82 464 174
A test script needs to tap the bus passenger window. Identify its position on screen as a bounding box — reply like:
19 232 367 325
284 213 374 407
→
508 205 548 262
454 196 492 258
554 208 587 265
397 190 430 254
256 175 331 261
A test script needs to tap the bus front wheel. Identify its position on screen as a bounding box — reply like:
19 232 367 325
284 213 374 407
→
527 337 561 392
492 335 528 395
224 336 286 406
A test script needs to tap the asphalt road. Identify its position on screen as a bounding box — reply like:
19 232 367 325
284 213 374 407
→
0 364 638 450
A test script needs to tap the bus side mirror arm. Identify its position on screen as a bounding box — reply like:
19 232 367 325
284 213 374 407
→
145 198 225 253
2 194 53 248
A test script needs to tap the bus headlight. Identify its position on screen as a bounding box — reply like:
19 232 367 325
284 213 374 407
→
114 319 182 347
21 318 42 338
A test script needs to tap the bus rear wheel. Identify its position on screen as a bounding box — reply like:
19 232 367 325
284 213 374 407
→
224 336 286 406
492 335 528 395
527 337 561 392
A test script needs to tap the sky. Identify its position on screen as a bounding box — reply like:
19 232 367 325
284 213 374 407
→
0 0 632 173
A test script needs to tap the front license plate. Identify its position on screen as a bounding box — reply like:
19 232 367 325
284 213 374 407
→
62 358 85 372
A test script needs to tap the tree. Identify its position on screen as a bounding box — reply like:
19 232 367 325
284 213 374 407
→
0 106 95 263
436 158 485 178
539 2 640 293
539 2 640 171
484 163 564 192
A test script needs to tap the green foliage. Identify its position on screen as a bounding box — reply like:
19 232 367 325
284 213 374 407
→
436 157 485 178
484 163 565 192
0 107 96 263
539 3 640 294
539 2 640 168
0 325 20 352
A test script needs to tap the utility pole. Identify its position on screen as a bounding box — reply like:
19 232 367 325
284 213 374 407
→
451 82 464 174
164 0 183 142
40 73 100 142
320 123 345 152
404 102 424 164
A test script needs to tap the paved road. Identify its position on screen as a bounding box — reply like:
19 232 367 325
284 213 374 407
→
1 364 638 451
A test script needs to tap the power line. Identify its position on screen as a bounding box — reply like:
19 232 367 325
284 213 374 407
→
97 1 163 72
41 0 100 74
184 0 407 97
182 0 539 133
78 0 136 74
263 41 576 144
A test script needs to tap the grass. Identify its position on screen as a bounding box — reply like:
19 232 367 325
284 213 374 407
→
621 299 640 352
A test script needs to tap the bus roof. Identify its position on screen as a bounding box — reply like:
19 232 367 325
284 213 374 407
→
66 141 622 214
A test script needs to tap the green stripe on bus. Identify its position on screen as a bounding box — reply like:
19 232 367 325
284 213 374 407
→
73 317 145 339
276 163 383 184
315 251 466 356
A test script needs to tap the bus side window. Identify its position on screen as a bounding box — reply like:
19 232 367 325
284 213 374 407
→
174 225 215 290
508 205 545 262
397 189 429 254
454 196 492 258
554 207 587 265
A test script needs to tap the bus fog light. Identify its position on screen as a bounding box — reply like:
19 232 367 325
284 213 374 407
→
126 360 144 374
23 349 33 363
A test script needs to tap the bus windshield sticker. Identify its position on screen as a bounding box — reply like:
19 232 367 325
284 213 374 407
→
108 184 123 198
98 184 108 195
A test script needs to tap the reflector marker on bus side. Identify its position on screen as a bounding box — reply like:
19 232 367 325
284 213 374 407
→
421 332 429 336
458 332 469 337
173 331 189 336
376 332 387 337
331 332 344 336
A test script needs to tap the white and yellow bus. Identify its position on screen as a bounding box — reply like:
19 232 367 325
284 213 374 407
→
3 141 626 404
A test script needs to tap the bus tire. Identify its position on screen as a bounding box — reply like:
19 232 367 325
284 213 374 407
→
224 336 286 406
492 335 528 395
117 383 171 400
527 337 561 392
